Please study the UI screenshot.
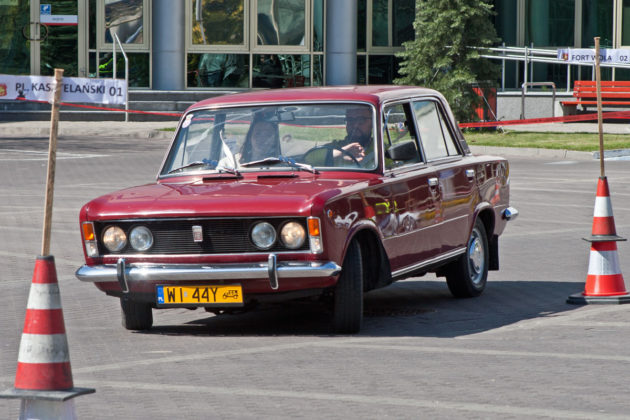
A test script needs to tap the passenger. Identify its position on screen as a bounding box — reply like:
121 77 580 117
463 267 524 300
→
239 117 281 163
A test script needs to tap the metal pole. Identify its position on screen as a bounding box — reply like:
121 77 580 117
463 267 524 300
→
501 42 505 92
113 38 117 81
523 46 528 94
595 37 605 178
41 68 64 256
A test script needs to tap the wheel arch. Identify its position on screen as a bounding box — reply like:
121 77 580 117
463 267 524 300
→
475 206 499 271
345 225 392 292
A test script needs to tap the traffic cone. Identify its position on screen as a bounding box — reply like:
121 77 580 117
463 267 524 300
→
0 255 94 418
568 177 630 304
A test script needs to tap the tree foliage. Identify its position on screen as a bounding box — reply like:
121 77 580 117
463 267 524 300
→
396 0 500 122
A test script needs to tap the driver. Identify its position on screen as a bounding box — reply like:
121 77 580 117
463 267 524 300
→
337 107 373 162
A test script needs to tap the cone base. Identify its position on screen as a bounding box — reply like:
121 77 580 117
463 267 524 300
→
583 235 627 243
567 292 630 305
0 387 95 402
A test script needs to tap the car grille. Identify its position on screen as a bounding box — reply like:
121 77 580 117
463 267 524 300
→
94 218 310 255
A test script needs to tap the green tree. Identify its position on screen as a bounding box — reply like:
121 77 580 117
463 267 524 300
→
396 0 499 122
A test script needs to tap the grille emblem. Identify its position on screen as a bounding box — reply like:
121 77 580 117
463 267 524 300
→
192 225 203 242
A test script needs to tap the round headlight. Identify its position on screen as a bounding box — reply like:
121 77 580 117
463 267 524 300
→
251 222 277 250
102 226 127 252
129 226 154 251
280 222 306 249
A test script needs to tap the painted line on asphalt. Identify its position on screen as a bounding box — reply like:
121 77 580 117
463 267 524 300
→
56 331 630 380
84 379 626 420
0 149 109 161
314 342 630 363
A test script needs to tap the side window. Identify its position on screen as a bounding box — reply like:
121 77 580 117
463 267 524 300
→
412 100 460 161
382 103 421 170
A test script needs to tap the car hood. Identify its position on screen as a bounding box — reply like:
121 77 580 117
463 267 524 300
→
83 175 371 219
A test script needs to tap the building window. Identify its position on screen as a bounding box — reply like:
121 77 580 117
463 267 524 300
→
525 0 574 47
371 0 414 48
188 53 249 87
256 0 306 46
582 0 613 47
621 0 630 46
192 0 245 46
100 0 149 50
253 54 312 87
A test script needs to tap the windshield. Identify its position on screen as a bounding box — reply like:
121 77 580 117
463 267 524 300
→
160 103 377 176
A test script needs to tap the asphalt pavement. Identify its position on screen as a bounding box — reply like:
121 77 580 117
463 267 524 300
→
1 126 630 419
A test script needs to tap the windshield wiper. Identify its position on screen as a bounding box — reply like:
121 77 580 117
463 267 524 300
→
240 156 318 174
167 159 217 174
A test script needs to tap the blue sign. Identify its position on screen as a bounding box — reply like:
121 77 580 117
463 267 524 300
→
40 4 51 15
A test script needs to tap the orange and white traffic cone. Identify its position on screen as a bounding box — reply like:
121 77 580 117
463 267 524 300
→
568 177 630 304
0 255 94 419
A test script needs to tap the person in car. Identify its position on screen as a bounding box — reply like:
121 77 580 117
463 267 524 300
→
239 117 281 163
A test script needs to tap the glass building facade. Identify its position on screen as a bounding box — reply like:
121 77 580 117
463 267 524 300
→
493 0 629 89
0 0 628 90
0 0 414 89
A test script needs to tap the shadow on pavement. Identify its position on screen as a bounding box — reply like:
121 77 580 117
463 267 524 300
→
142 279 587 338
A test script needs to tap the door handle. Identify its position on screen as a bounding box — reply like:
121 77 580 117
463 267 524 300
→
466 169 475 180
428 177 439 187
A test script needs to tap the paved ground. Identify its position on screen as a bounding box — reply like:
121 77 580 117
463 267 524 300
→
0 128 630 419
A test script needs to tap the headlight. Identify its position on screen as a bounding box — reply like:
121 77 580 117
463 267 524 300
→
280 222 306 249
102 226 127 252
251 222 276 250
129 226 154 251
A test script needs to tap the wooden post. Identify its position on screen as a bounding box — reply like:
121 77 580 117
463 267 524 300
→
594 37 605 178
41 68 64 256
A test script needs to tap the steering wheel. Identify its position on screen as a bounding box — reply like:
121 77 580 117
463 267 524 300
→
303 145 361 167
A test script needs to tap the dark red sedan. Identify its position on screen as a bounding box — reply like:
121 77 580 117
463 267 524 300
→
76 86 517 333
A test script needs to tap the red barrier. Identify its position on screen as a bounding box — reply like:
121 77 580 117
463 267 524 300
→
12 97 630 126
460 109 630 128
16 97 182 118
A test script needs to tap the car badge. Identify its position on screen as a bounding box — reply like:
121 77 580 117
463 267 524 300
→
192 225 203 242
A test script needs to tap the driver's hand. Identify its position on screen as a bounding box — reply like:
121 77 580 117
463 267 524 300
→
341 142 365 161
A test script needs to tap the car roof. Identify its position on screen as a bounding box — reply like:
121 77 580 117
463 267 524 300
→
187 85 441 112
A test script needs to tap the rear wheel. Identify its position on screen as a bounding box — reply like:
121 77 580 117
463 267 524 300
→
120 298 153 330
332 240 364 333
445 219 489 298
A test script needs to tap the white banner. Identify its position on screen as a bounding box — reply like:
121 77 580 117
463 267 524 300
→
0 74 127 105
557 48 630 64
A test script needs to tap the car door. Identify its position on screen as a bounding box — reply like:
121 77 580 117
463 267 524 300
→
411 98 477 253
371 101 442 272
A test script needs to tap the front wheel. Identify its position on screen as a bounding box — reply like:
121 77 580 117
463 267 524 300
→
445 219 489 298
332 240 364 333
120 298 153 330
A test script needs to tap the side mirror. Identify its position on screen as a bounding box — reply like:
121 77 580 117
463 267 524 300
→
385 140 419 161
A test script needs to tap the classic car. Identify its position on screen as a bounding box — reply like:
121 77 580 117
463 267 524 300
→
76 85 517 333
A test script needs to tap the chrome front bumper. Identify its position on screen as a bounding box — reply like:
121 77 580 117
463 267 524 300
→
75 255 342 292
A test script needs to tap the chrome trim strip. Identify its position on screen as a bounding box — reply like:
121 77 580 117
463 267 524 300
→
391 247 466 279
116 258 129 293
268 254 279 290
76 260 342 283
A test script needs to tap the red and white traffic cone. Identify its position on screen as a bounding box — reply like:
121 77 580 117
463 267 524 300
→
568 177 630 304
0 256 94 419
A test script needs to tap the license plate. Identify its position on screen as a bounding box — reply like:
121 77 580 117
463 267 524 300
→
156 285 243 306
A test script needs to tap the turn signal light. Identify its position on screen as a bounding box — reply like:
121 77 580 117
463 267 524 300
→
307 217 323 254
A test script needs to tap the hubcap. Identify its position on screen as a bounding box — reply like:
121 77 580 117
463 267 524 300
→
468 229 484 285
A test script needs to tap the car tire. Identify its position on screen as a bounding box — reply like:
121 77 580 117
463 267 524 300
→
120 298 153 330
445 219 489 298
333 240 364 333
